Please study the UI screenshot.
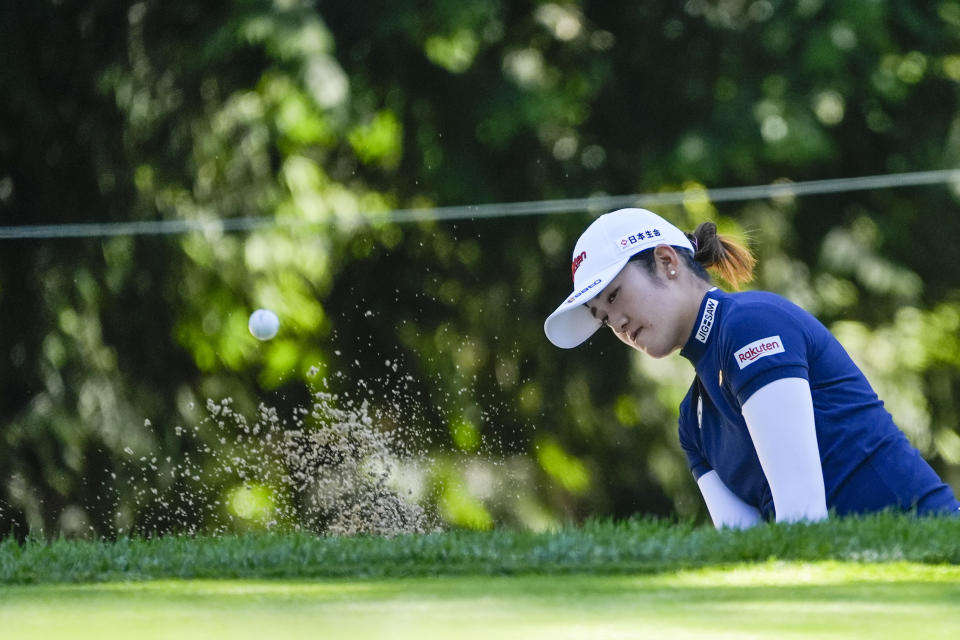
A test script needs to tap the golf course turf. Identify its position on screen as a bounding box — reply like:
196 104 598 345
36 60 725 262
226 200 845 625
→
2 513 959 638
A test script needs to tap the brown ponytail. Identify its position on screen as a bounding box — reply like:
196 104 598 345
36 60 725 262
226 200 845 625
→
687 222 755 290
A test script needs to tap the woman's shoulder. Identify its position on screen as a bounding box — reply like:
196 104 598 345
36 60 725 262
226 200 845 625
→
721 290 813 323
724 289 795 308
716 290 823 343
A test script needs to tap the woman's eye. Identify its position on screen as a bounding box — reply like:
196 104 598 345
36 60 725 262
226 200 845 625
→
607 289 618 304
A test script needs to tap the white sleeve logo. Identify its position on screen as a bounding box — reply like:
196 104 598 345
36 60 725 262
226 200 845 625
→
734 335 784 369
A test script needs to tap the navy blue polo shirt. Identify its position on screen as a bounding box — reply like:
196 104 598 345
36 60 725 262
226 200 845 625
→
677 289 957 519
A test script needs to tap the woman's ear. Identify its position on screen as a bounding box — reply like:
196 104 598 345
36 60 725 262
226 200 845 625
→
653 245 681 278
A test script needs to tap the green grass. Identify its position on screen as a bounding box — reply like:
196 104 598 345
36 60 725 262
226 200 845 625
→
3 563 960 639
2 513 959 638
3 511 959 583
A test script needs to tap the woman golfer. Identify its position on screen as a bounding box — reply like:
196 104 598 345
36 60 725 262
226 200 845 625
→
544 208 959 528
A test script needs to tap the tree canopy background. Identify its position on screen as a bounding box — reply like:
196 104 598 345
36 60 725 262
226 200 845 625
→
2 0 960 537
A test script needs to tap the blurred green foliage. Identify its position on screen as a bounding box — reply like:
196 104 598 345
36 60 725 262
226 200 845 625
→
1 0 959 537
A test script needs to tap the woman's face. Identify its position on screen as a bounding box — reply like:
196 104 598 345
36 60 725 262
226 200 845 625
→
586 257 696 358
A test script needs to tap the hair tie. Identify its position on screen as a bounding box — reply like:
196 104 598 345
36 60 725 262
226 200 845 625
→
689 234 699 251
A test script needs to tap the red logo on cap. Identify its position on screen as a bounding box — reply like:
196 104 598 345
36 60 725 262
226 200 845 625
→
571 251 587 280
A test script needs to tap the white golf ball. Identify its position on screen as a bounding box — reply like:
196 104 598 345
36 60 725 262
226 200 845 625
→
248 308 279 341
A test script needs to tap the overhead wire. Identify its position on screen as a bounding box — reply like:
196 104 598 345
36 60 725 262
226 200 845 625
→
1 169 958 240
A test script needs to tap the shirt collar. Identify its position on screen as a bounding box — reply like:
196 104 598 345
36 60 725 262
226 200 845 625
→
680 287 722 366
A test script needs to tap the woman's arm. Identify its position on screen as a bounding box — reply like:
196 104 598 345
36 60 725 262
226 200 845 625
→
697 470 763 529
740 377 828 523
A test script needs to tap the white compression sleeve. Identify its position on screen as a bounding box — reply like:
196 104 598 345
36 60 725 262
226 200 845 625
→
740 377 828 523
697 470 762 529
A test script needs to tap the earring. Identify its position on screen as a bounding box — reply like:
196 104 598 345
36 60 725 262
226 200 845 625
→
669 270 676 276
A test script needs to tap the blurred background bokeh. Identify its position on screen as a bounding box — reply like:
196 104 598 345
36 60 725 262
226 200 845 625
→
2 0 960 537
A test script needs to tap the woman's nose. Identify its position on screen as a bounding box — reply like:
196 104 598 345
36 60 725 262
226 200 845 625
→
610 313 629 334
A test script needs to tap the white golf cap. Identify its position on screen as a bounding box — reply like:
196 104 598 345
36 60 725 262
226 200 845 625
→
543 208 694 348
